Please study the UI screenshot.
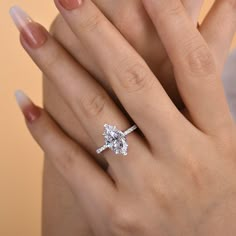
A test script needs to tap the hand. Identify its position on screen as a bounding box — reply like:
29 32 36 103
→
11 0 236 235
49 0 202 109
41 1 205 235
44 0 236 165
41 0 236 167
49 0 234 110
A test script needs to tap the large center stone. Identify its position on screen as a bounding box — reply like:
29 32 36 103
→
103 124 128 156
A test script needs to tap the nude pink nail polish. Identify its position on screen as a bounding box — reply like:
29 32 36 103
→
58 0 83 10
9 6 48 48
15 90 41 123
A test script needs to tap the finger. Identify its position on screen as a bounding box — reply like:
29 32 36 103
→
14 90 115 226
142 0 233 134
96 0 203 23
54 0 184 148
181 0 204 22
43 76 108 169
200 0 236 74
50 0 203 108
10 6 149 182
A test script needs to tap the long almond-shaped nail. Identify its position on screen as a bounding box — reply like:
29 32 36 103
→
15 90 41 123
9 6 48 48
57 0 83 10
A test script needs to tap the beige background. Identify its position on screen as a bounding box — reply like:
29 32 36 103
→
0 1 235 236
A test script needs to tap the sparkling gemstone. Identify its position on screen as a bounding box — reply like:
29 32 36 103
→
103 124 128 155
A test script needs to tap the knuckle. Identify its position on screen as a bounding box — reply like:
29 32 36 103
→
149 184 172 214
109 205 139 234
116 60 153 93
187 159 202 187
80 92 107 117
185 45 216 77
182 154 206 190
79 13 104 33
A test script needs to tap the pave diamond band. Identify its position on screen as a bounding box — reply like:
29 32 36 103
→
96 124 138 156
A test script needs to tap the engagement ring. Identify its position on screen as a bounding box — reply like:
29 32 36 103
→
96 124 138 156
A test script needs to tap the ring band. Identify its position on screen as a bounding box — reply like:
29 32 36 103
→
96 124 138 156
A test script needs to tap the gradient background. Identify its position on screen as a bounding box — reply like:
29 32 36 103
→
0 1 235 236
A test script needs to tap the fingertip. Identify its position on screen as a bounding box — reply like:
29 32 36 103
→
10 6 48 49
15 89 31 107
55 0 83 11
14 90 42 123
9 5 33 30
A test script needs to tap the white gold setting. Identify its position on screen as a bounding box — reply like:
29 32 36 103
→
96 124 138 156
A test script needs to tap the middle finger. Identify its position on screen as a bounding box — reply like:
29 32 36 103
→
54 0 185 147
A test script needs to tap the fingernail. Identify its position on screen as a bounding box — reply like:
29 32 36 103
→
57 0 83 10
15 90 41 123
9 6 48 48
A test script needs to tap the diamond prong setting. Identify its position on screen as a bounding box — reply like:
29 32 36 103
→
96 124 137 156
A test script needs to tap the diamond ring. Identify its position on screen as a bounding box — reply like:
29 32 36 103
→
96 124 138 156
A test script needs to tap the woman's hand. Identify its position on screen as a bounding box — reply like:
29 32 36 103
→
44 0 236 166
11 0 236 235
48 0 234 109
41 1 207 235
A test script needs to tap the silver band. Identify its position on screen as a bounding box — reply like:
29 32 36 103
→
96 124 138 156
123 125 138 136
96 145 108 154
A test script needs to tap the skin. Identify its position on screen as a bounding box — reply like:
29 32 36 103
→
42 1 204 234
41 1 236 234
11 0 236 235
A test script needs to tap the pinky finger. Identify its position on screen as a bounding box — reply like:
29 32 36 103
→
14 90 115 223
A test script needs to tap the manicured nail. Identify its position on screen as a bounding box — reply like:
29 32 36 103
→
15 90 41 123
9 6 47 48
58 0 83 10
